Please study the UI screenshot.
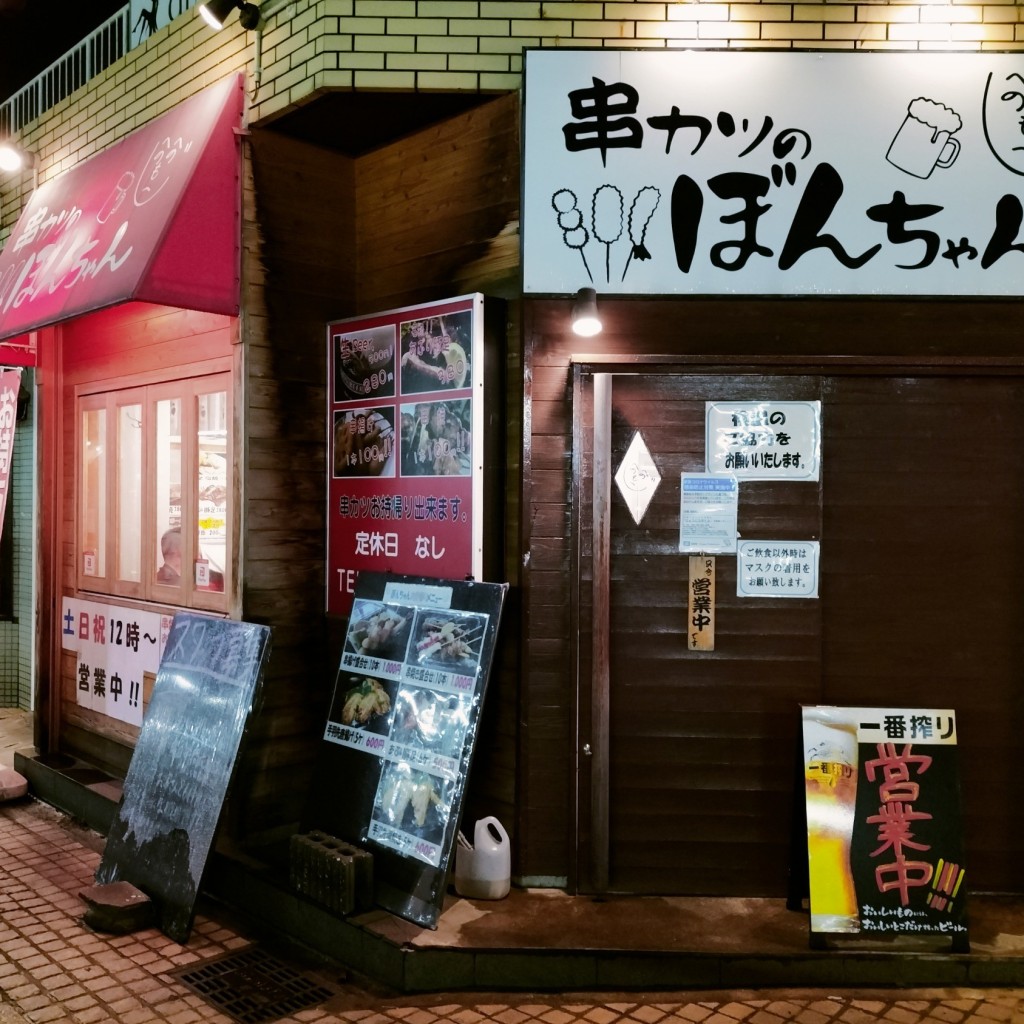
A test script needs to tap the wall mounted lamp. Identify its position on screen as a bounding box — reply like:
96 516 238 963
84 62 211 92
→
198 0 261 30
198 0 295 101
0 142 36 175
571 287 603 337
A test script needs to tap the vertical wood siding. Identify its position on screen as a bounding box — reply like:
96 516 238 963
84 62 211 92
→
235 131 354 842
233 97 519 845
522 298 1024 892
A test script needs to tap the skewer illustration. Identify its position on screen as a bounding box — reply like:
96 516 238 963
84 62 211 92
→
552 188 593 282
592 184 624 284
622 185 662 281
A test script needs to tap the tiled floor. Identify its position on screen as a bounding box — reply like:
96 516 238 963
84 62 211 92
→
0 796 1014 1024
0 709 1023 1024
0 708 32 770
323 994 1024 1023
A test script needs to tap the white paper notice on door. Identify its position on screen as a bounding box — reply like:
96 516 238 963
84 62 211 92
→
736 540 820 598
706 401 821 481
679 473 738 554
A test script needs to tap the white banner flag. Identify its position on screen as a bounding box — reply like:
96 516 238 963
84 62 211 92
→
0 368 21 547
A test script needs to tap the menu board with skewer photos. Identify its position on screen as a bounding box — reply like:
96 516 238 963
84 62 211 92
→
305 571 508 928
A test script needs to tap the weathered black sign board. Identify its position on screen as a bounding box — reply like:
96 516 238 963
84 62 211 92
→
305 572 507 928
798 705 968 951
95 613 272 943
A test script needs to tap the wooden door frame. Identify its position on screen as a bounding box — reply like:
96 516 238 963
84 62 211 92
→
569 351 1024 895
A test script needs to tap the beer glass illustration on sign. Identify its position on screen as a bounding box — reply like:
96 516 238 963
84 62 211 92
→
802 706 860 933
96 171 135 225
886 97 963 179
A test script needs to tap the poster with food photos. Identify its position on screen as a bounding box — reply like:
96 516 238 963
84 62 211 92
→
326 295 485 619
310 571 508 928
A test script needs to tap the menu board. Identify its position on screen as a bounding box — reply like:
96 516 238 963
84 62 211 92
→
96 614 272 943
306 572 507 928
801 705 968 947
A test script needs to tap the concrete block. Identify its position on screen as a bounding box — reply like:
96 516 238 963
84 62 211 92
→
289 831 374 915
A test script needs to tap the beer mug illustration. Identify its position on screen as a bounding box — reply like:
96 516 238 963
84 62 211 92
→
96 170 135 224
803 707 860 933
886 97 962 179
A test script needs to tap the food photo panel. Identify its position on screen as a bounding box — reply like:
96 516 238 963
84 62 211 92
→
410 609 488 675
368 762 456 866
343 599 414 673
323 672 398 752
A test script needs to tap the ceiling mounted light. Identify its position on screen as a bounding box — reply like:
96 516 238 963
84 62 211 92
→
571 287 603 337
198 0 261 30
0 142 35 174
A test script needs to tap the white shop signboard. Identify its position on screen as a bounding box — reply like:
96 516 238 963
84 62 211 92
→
523 50 1024 297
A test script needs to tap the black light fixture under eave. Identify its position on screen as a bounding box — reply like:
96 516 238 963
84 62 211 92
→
571 287 603 337
198 0 261 30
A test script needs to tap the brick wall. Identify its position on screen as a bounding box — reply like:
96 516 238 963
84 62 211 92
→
4 0 1023 245
251 1 1024 123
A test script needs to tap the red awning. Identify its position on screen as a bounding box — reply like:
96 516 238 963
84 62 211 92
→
0 74 243 348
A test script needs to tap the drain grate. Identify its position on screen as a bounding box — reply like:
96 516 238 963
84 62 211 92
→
171 945 336 1024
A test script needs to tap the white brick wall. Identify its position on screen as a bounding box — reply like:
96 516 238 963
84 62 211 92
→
3 0 1023 243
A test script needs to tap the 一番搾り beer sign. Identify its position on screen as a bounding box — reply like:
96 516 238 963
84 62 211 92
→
802 706 966 941
523 51 1024 297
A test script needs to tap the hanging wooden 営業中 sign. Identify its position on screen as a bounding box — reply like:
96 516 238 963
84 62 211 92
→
688 555 714 651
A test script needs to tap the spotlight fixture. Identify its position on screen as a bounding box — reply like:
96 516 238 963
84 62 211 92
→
571 287 603 337
0 142 35 174
198 0 261 30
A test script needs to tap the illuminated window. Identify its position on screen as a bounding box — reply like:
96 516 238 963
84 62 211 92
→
76 374 231 610
80 403 107 580
117 403 142 583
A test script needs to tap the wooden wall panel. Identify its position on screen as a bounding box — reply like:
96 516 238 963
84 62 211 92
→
354 93 520 312
522 296 1024 893
821 375 1024 890
61 303 234 384
227 132 355 842
234 99 521 846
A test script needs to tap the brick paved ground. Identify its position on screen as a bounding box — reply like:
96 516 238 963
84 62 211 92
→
0 797 1021 1024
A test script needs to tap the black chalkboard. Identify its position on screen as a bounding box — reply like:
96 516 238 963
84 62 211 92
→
95 614 272 943
306 572 507 928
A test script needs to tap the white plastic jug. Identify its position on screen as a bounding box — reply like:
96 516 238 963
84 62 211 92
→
454 816 510 899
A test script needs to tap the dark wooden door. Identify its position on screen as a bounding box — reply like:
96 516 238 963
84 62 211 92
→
821 374 1024 891
575 366 1024 896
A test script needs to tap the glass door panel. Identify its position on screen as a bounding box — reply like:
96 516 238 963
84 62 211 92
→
116 402 143 584
195 388 228 593
80 406 107 579
154 396 183 589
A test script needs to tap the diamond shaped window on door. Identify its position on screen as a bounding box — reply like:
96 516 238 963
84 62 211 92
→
613 431 661 525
